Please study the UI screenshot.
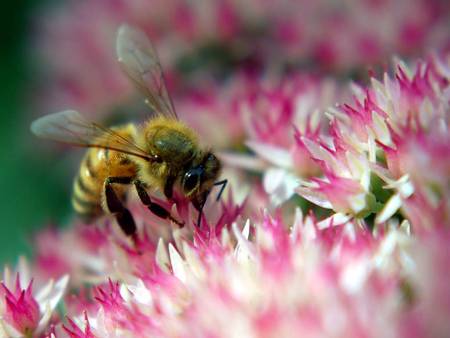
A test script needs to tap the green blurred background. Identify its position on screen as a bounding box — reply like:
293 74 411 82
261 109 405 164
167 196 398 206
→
0 0 71 264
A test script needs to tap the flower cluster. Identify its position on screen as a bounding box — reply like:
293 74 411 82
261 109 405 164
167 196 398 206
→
2 50 446 337
32 0 450 114
5 1 450 336
294 55 450 229
49 212 415 337
0 258 68 338
13 201 450 338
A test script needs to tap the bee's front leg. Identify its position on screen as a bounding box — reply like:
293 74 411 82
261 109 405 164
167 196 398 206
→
104 176 138 244
134 180 184 227
163 175 176 200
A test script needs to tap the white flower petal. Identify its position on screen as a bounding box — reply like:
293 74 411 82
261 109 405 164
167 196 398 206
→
345 151 367 181
156 238 170 273
290 208 304 242
376 193 402 224
2 266 12 289
296 187 333 209
218 151 267 171
119 284 132 303
263 167 285 194
127 280 153 306
369 163 395 184
317 213 352 229
35 274 69 312
399 220 411 235
373 112 391 145
340 259 371 293
36 303 53 335
263 168 300 206
36 274 69 333
221 228 232 247
233 221 255 262
349 192 367 213
169 244 187 284
0 320 22 338
35 280 54 307
398 180 414 198
246 141 292 168
17 257 31 287
241 220 250 240
301 215 318 242
182 242 205 281
374 231 399 268
343 222 357 242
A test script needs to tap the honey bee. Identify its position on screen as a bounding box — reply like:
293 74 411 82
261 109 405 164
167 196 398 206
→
31 24 227 241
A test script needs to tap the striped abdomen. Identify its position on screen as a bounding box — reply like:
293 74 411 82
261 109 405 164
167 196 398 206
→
72 149 104 220
72 126 138 220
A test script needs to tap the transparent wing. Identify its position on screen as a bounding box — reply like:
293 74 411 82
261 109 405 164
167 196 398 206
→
31 110 154 161
116 24 178 120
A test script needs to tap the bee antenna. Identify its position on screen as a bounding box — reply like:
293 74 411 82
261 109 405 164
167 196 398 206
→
213 179 228 201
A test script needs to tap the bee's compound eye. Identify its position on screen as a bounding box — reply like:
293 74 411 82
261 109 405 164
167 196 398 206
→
183 169 202 195
206 153 217 163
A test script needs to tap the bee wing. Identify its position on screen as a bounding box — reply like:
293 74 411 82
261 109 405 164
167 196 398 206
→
31 110 154 161
116 24 178 120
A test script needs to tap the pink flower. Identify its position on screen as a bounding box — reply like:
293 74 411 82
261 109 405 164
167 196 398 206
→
400 227 450 338
32 0 450 115
6 10 450 336
288 52 450 226
38 209 418 338
0 259 69 337
1 277 40 336
32 189 246 290
294 126 375 218
308 175 375 216
62 312 95 338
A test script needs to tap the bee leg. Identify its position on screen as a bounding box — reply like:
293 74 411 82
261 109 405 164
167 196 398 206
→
104 176 138 243
163 175 176 200
213 179 228 201
196 200 205 228
193 190 211 228
134 180 184 227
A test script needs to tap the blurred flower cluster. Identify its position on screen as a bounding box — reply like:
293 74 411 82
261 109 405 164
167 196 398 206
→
5 0 449 337
33 0 449 114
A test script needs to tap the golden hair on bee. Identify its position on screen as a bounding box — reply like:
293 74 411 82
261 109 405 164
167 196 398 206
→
31 24 227 243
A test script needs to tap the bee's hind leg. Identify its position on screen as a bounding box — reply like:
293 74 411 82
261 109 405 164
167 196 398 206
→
104 176 138 244
134 180 184 227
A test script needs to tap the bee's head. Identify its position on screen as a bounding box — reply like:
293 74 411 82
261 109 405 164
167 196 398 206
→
182 151 221 209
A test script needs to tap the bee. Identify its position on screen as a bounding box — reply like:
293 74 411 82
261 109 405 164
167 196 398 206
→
31 24 227 242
